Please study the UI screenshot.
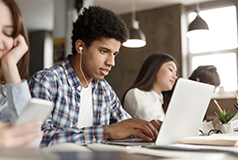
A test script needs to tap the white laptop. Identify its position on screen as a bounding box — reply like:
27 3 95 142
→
101 78 215 147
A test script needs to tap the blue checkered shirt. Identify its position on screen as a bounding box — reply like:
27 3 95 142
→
29 55 131 147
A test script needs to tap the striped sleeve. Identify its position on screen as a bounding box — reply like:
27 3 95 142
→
29 72 105 146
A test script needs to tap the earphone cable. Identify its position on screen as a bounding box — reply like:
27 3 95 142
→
79 52 89 87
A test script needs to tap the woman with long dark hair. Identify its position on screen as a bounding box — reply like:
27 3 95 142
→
122 53 178 121
0 0 42 148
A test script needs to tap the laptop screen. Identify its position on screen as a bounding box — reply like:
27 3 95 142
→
155 78 214 145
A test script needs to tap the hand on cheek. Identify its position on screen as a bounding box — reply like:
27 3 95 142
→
0 34 28 84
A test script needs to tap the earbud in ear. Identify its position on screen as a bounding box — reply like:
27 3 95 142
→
79 47 83 52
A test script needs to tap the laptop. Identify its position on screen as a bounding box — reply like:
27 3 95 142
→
101 78 215 147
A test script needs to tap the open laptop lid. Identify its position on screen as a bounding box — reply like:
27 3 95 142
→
155 78 214 145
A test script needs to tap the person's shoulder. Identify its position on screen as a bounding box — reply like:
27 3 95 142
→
32 55 72 79
31 65 64 80
125 88 149 101
95 78 111 89
124 88 139 99
127 88 144 95
94 79 119 95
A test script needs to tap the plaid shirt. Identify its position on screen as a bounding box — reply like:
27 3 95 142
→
29 55 131 147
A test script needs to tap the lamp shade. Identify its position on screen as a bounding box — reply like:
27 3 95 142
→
186 14 209 38
122 28 146 48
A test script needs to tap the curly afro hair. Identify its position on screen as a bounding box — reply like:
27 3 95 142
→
71 6 129 54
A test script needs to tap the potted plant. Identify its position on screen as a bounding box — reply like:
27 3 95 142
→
215 109 235 133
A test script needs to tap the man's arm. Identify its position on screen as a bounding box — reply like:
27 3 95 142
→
40 117 105 146
29 74 162 146
103 82 162 141
29 74 107 146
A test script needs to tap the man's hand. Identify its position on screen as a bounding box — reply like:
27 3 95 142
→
104 118 161 141
150 119 162 131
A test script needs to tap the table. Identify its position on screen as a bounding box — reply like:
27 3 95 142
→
1 143 238 160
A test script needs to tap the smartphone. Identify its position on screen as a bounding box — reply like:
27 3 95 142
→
15 98 53 125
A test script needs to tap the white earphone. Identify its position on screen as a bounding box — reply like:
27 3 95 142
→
78 46 89 86
79 47 83 52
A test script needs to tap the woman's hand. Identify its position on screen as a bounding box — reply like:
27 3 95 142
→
1 34 28 84
0 121 42 148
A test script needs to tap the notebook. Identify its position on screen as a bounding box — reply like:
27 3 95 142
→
101 78 215 147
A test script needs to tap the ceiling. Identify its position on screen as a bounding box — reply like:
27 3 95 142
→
15 0 216 32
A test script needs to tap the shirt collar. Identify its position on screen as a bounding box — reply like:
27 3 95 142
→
62 54 97 91
145 90 164 104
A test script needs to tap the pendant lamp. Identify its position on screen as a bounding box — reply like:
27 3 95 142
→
122 0 146 48
186 4 209 38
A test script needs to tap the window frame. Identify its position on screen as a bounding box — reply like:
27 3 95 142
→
184 0 238 99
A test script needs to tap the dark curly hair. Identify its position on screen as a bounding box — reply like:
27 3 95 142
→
71 6 129 54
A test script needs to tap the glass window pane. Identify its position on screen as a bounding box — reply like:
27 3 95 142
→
192 53 237 92
189 6 237 53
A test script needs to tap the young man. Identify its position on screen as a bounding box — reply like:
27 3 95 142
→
29 6 161 147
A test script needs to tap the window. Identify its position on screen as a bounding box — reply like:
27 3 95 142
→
187 6 237 97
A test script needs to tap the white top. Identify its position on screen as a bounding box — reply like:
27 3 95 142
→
123 88 165 121
77 83 93 128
